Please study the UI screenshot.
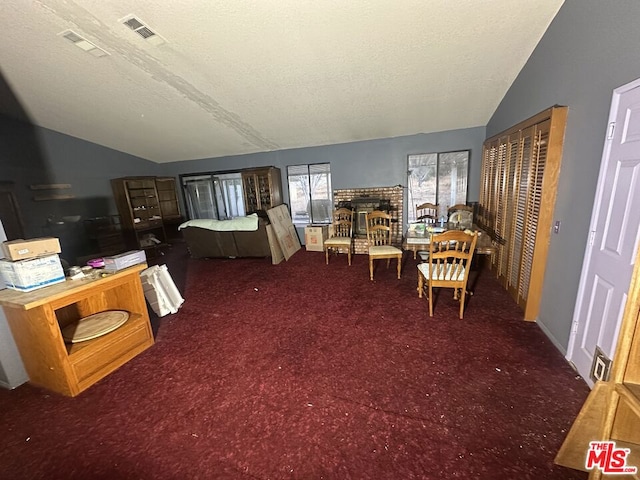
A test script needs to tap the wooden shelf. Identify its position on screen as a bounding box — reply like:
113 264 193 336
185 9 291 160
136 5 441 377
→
111 177 181 252
241 167 282 213
133 221 164 231
67 313 152 392
66 312 145 357
0 265 146 310
139 243 169 252
0 264 153 397
156 177 182 221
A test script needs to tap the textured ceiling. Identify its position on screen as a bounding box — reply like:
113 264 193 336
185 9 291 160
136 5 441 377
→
0 1 564 163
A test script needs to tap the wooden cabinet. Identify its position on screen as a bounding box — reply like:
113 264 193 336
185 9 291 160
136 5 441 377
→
111 177 168 251
478 106 567 321
155 177 182 221
155 176 183 241
0 264 154 397
83 215 126 258
556 245 640 478
241 167 282 214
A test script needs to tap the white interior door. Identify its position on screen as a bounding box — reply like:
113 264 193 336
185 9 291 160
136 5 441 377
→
567 78 640 386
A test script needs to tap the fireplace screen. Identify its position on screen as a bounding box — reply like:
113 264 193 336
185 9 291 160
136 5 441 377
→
341 198 391 237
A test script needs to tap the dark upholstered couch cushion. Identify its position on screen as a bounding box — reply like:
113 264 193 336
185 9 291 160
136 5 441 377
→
181 218 271 258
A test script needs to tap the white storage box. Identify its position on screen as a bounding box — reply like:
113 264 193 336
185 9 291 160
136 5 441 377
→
140 264 184 317
0 254 65 292
103 250 146 272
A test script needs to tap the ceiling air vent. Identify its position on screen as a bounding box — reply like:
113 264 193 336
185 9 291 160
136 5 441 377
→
59 30 109 58
121 15 166 46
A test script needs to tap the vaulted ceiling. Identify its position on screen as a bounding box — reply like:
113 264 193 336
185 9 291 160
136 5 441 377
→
0 1 564 163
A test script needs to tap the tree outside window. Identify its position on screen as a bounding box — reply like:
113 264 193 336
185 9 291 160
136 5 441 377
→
407 151 469 223
287 164 332 225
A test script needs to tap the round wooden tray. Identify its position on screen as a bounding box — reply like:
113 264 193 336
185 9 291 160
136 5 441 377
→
62 310 130 343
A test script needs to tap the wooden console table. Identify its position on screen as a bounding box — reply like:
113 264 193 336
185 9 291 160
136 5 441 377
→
0 264 154 396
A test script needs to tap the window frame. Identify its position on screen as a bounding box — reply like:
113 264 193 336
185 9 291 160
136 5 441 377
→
286 163 332 225
407 150 470 223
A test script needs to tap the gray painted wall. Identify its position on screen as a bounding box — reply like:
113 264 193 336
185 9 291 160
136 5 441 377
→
0 115 162 260
0 120 484 389
0 219 28 389
487 0 640 351
159 127 486 232
0 308 28 389
0 116 162 389
10 1 635 360
1 111 484 246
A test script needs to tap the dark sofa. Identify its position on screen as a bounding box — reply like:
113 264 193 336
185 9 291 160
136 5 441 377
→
179 216 272 259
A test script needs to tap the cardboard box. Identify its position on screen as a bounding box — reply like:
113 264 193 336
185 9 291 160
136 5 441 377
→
266 224 284 265
1 237 61 261
0 254 65 292
266 205 301 261
304 225 329 252
103 250 147 272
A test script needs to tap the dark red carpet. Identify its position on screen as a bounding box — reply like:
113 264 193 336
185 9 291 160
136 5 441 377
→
0 246 589 479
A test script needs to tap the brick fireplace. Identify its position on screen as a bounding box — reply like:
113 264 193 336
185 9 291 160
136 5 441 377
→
333 186 403 254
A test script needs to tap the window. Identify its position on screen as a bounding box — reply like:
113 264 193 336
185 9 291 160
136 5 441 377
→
407 150 469 223
182 173 245 220
183 176 217 220
213 173 245 219
287 163 332 224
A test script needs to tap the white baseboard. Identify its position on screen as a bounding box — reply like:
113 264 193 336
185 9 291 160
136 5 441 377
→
536 319 568 356
0 379 19 390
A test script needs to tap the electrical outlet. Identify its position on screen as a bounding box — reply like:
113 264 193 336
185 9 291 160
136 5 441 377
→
553 220 561 234
590 346 612 382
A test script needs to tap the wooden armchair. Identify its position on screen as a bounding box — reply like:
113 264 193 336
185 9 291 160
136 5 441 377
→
324 208 354 265
417 230 478 319
365 210 402 281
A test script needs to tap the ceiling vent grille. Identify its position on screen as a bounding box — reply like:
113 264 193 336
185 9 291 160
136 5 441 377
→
121 15 166 46
59 30 109 58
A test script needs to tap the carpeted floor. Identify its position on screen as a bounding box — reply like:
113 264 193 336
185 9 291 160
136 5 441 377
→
0 245 589 479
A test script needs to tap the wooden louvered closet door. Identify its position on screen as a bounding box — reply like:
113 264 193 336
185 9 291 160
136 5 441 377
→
507 128 529 302
493 136 508 279
479 107 567 321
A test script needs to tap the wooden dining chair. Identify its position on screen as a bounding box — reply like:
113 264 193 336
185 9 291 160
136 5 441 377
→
417 230 478 319
415 202 439 262
416 202 438 224
324 208 354 265
447 204 474 229
447 204 473 214
365 210 402 281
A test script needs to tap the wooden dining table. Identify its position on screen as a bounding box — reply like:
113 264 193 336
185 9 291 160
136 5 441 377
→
404 224 496 297
403 224 496 259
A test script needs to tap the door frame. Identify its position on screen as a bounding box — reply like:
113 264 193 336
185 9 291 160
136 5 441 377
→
0 181 26 240
566 76 640 379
